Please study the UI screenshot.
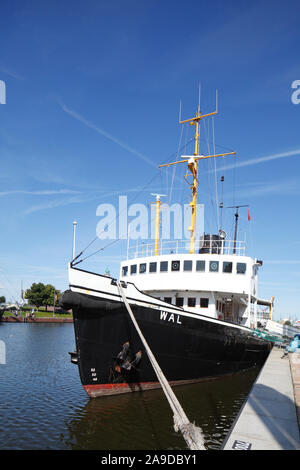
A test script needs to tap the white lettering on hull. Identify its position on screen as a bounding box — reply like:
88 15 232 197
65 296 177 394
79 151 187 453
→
160 310 182 324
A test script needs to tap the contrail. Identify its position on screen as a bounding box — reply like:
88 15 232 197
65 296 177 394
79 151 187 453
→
59 102 158 169
0 189 81 196
217 148 300 172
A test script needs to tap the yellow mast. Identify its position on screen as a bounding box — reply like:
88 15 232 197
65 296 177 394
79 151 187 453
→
159 103 236 254
152 193 165 256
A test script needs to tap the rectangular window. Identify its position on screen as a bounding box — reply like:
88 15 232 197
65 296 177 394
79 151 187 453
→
164 297 172 304
200 298 209 308
130 264 137 275
187 297 196 307
149 262 157 273
122 266 128 276
223 262 233 273
237 263 247 274
176 297 184 307
171 260 180 271
160 261 168 272
139 263 146 274
209 261 219 272
183 260 193 271
196 260 205 272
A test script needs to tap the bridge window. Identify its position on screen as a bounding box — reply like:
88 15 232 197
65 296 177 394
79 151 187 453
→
184 260 193 271
209 261 219 272
188 297 196 307
237 263 247 274
176 297 184 307
122 266 128 276
171 260 180 271
223 262 232 273
196 260 205 272
149 262 157 273
139 263 146 274
200 298 209 308
160 261 168 272
130 264 137 275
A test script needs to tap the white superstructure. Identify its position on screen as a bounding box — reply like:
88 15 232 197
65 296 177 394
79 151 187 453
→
120 237 272 327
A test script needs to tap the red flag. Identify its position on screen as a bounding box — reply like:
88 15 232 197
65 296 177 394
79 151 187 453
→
248 209 251 221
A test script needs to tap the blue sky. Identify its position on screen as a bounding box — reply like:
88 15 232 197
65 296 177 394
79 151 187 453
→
0 0 300 320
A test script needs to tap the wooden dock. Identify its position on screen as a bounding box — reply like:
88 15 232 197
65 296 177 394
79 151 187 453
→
222 347 300 450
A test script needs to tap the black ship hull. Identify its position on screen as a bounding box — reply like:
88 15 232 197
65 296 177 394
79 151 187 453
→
61 286 272 398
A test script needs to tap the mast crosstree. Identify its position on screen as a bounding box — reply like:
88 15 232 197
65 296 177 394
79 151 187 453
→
159 102 236 254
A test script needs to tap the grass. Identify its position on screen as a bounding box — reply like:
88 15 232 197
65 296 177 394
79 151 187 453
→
3 309 73 319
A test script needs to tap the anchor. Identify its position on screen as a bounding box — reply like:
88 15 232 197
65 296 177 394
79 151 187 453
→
111 341 142 381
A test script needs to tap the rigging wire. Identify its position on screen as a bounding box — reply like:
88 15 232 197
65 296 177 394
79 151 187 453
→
72 171 160 265
73 136 196 266
232 149 237 207
203 118 218 233
212 117 220 231
168 123 184 205
73 116 238 266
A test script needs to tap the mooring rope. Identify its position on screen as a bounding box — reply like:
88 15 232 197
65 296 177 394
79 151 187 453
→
117 281 206 451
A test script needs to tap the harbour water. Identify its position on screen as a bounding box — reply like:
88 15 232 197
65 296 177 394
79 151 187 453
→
0 322 261 450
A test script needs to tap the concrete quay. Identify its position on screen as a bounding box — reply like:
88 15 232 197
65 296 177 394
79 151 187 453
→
222 347 300 450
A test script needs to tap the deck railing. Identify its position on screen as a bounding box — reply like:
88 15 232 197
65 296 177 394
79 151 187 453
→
127 238 246 259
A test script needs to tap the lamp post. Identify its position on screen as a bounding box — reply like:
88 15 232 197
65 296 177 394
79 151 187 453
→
72 220 77 260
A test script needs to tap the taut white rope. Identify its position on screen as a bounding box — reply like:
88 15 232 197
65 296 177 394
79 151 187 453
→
117 281 206 450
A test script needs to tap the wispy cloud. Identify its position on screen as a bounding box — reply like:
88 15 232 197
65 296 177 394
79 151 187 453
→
218 148 300 172
22 184 161 215
0 189 82 197
59 101 158 169
0 65 25 80
23 193 98 215
235 178 300 198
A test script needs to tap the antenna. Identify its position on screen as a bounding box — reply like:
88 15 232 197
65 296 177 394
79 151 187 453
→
179 100 182 123
226 205 249 254
160 100 235 254
151 193 166 200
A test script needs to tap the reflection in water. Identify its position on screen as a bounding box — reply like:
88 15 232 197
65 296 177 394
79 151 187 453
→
63 368 260 450
0 323 260 450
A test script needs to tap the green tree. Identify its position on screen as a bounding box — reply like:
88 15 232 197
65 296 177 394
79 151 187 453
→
0 296 6 304
25 283 60 311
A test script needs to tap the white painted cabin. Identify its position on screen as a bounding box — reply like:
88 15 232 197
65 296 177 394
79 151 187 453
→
120 237 271 328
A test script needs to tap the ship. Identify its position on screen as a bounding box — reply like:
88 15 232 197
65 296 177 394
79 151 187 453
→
60 98 274 398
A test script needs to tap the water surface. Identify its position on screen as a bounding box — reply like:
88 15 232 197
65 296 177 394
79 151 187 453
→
0 323 260 450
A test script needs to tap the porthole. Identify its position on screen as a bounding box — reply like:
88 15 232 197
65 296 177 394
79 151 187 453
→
209 261 219 272
171 260 180 271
